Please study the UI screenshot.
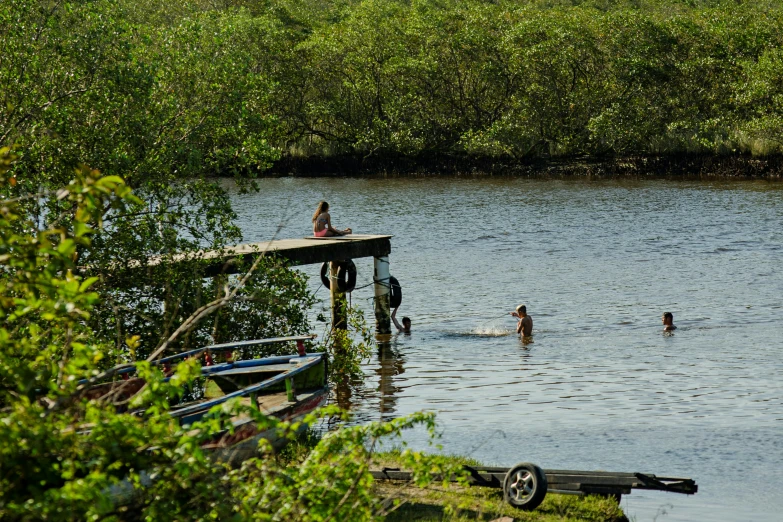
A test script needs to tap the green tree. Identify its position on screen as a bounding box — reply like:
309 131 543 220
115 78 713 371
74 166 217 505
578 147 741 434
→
0 160 459 520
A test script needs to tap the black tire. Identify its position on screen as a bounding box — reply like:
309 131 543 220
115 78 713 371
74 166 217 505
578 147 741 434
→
320 262 330 289
389 276 402 308
338 260 357 293
503 462 547 511
320 261 357 293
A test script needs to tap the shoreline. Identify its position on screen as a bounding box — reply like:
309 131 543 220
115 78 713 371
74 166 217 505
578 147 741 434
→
258 153 783 180
373 451 628 522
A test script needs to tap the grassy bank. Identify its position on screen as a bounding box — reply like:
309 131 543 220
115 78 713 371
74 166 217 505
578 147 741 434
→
275 438 628 521
371 452 628 522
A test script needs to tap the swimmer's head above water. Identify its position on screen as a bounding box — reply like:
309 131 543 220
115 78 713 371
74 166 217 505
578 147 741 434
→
392 307 411 333
662 312 676 331
511 304 533 337
402 317 411 333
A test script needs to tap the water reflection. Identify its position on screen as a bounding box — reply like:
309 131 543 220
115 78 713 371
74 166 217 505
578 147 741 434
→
376 339 406 419
333 380 355 412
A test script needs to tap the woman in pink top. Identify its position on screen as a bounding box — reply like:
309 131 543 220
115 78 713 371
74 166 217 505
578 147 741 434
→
312 201 352 237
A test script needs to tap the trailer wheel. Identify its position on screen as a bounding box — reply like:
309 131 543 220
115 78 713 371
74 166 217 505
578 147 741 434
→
503 462 547 511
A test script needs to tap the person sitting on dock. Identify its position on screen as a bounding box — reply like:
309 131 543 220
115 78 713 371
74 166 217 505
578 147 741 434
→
312 200 352 237
511 304 533 338
662 312 677 331
392 307 411 334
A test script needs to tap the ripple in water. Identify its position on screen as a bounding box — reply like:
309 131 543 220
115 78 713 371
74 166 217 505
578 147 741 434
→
443 319 513 337
228 177 783 522
465 325 513 337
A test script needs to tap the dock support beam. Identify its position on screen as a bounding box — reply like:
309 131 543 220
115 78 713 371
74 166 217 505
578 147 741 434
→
330 261 347 331
373 256 391 340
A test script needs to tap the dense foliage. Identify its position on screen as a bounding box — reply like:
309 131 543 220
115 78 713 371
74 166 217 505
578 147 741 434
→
0 159 458 520
282 0 783 158
1 0 320 358
6 0 783 176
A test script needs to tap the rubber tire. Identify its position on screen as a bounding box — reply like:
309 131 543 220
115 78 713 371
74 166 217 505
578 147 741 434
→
503 462 547 511
320 261 357 293
389 276 402 308
320 262 330 289
339 260 357 292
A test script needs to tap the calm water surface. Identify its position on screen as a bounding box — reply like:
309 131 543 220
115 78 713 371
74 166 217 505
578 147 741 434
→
228 178 783 522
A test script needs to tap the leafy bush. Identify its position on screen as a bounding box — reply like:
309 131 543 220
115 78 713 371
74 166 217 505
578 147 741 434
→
0 160 459 521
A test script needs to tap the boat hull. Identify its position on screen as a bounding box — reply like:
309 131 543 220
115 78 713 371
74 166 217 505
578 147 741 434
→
206 387 329 465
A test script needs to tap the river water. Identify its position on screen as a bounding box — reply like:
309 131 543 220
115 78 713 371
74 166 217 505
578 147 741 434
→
227 178 783 522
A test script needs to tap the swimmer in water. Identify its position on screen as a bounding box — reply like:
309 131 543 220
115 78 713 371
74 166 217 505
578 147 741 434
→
511 304 533 338
662 312 677 332
392 307 411 334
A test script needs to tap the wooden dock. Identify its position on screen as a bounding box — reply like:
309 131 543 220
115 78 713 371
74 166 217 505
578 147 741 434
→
145 234 392 276
137 234 394 337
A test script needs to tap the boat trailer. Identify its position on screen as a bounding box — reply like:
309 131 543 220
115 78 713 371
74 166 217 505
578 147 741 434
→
371 462 697 511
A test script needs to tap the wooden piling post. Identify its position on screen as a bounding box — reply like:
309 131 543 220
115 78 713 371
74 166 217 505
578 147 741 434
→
330 261 347 331
373 256 391 339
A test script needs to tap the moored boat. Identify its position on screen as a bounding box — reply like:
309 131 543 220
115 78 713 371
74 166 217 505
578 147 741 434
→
170 350 329 463
88 335 329 463
101 336 329 505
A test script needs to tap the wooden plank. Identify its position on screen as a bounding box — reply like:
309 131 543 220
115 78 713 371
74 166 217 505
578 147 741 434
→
548 489 584 496
545 482 582 491
285 378 295 402
545 474 639 487
463 468 503 488
370 469 413 481
369 469 502 488
210 363 288 376
134 235 393 276
170 355 323 419
633 473 697 494
210 358 319 377
303 234 386 241
546 469 638 478
580 486 632 495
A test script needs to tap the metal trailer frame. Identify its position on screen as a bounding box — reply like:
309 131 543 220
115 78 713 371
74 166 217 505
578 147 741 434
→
371 463 697 511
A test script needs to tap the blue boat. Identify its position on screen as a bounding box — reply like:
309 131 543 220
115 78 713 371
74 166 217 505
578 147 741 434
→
90 335 329 464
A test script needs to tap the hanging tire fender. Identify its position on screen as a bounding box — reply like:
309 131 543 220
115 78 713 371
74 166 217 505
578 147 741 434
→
339 260 357 292
320 261 357 293
389 276 402 308
320 262 330 288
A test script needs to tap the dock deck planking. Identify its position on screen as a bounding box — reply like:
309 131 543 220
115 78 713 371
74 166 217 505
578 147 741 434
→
138 234 392 276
